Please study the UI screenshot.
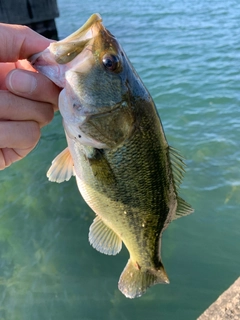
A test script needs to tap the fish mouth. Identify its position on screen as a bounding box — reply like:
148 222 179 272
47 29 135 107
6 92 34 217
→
46 13 103 65
29 13 104 87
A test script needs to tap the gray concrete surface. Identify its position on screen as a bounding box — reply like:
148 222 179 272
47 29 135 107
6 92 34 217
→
198 277 240 320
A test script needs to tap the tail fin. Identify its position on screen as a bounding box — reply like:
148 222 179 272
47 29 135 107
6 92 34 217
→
118 259 169 299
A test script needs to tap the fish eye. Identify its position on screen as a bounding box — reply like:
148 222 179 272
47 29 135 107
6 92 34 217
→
102 54 120 72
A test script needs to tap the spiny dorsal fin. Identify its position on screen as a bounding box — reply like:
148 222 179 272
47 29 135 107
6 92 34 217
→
89 215 122 255
47 147 75 183
173 196 194 220
169 146 186 189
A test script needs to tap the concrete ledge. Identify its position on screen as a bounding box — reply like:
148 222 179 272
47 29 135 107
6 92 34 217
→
198 277 240 319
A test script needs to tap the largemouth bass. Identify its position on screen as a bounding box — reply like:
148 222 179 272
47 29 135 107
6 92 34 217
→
30 13 193 298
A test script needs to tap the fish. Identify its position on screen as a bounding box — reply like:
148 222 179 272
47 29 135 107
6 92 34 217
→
30 13 193 299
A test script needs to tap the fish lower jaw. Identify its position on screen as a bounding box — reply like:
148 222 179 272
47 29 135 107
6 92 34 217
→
30 50 66 88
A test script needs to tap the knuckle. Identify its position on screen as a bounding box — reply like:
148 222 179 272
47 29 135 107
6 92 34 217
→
18 25 31 33
0 150 6 170
26 122 41 147
40 105 54 127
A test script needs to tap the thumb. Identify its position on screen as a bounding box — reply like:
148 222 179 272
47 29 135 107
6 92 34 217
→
5 69 60 109
7 69 38 95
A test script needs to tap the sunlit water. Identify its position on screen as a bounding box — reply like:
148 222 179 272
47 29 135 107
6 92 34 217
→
1 1 240 319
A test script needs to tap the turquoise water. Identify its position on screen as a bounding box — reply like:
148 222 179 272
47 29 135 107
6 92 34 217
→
1 1 240 319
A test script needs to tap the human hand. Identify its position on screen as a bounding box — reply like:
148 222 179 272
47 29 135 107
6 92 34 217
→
0 24 61 170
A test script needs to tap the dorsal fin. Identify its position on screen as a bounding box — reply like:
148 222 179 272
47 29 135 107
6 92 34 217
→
169 146 186 189
89 215 122 255
47 147 75 183
173 196 194 220
169 146 194 218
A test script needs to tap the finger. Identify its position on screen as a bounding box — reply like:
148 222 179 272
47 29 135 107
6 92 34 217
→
5 69 60 110
0 147 29 170
0 62 16 89
0 24 51 62
0 121 40 149
0 60 38 89
15 59 37 72
0 91 54 127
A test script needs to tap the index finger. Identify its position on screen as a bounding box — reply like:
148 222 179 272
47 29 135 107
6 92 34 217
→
0 23 52 62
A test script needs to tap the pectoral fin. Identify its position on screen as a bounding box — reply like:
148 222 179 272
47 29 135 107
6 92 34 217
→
89 216 122 255
47 147 75 183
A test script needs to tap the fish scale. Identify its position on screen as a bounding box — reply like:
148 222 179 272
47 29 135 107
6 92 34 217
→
73 99 175 271
30 13 193 299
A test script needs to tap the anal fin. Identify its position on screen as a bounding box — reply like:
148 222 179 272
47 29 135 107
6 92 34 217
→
89 216 122 255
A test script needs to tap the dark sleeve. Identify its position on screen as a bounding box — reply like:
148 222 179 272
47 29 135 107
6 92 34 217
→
0 0 59 24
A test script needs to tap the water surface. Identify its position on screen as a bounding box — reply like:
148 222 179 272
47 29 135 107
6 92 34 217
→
0 1 240 319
